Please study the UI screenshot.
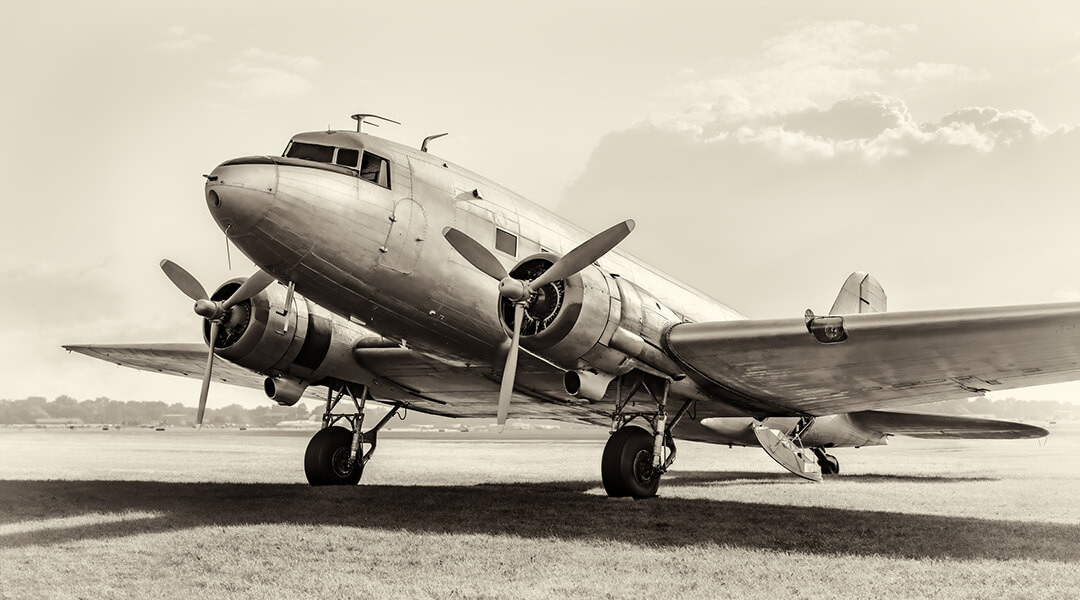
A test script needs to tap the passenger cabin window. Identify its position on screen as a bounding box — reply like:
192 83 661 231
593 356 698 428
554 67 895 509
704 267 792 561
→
286 142 334 163
495 228 517 256
335 148 359 168
360 152 391 189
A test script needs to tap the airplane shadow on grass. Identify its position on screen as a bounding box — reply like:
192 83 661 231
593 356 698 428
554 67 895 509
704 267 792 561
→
663 470 998 485
0 479 1074 562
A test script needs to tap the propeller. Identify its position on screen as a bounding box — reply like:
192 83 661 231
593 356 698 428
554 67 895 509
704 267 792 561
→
442 219 635 425
160 259 275 427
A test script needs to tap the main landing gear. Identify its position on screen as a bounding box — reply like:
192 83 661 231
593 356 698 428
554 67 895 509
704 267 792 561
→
602 371 694 499
812 447 840 475
305 383 403 486
754 417 840 481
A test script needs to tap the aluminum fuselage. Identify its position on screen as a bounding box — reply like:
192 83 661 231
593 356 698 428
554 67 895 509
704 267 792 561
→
207 130 744 372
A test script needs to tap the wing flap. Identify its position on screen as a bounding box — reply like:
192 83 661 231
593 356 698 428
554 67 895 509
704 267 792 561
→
663 302 1080 416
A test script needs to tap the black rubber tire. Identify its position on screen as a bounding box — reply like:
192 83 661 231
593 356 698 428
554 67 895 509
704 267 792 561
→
305 426 364 486
825 454 840 475
819 453 840 476
601 426 661 499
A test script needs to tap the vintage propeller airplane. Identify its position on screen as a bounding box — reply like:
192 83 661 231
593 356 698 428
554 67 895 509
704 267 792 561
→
66 113 1073 497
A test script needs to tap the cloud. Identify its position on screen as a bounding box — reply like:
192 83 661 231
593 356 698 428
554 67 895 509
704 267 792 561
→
893 62 987 85
660 20 993 139
155 25 211 54
665 21 917 128
243 47 321 71
565 19 1077 321
655 94 1066 164
560 95 1080 319
207 48 321 98
771 93 913 141
211 64 315 97
0 261 190 338
760 20 908 69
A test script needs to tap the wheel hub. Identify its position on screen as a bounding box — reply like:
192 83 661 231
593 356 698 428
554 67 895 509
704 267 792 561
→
330 447 355 478
632 449 656 485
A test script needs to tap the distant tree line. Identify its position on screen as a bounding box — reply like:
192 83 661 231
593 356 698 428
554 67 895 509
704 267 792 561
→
0 395 316 427
0 394 1073 426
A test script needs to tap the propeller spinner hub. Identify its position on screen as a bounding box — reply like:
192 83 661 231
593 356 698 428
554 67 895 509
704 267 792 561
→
194 299 223 320
498 277 530 302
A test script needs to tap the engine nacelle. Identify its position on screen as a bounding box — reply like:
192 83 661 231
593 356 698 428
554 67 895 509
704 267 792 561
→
502 254 684 382
204 279 382 394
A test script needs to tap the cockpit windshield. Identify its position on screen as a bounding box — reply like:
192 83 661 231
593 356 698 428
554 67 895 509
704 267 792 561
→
285 142 334 163
281 140 391 190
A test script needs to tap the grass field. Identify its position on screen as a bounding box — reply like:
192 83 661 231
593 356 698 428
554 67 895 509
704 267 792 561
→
1 425 1078 599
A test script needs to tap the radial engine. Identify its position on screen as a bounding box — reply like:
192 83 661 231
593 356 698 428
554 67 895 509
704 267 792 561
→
498 253 685 401
203 279 381 406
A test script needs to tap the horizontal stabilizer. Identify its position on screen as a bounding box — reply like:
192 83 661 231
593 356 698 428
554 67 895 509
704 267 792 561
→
848 410 1049 439
830 271 886 314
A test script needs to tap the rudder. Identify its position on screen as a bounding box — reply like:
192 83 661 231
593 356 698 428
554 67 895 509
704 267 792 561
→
829 271 886 314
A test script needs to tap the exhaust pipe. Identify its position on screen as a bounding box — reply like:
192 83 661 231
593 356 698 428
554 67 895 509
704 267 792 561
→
564 369 614 402
264 376 308 406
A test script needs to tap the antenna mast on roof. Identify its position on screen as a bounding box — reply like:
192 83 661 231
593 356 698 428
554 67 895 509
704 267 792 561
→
351 113 402 133
421 132 449 152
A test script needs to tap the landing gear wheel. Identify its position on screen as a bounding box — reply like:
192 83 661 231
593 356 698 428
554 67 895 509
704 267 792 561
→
602 426 661 499
305 426 363 486
819 453 840 476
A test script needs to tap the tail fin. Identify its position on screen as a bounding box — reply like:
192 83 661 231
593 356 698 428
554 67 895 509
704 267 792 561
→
830 271 886 314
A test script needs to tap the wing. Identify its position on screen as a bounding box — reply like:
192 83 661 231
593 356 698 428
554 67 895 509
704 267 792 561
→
64 343 596 422
64 343 267 389
847 410 1049 439
662 302 1080 416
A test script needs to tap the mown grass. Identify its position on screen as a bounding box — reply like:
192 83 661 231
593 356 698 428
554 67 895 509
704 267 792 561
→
1 426 1077 599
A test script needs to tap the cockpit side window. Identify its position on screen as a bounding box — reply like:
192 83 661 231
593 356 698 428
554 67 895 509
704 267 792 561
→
286 142 334 163
335 148 359 168
360 152 391 189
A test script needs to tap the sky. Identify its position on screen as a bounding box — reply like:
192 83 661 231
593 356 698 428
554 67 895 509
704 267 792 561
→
3 1 1080 408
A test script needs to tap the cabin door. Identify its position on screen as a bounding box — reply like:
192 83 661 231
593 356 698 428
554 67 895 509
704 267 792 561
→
378 198 427 274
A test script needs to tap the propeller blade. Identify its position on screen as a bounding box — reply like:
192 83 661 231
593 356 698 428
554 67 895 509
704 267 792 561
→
529 219 635 290
496 303 525 426
222 269 275 310
160 259 208 301
443 227 509 281
197 321 220 427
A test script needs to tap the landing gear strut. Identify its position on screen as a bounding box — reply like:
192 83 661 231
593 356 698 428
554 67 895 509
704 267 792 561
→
602 371 693 499
305 383 403 486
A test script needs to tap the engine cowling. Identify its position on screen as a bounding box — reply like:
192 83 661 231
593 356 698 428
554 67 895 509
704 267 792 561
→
203 279 380 398
499 254 685 392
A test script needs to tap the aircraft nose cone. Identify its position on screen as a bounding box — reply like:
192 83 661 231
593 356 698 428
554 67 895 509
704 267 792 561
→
205 158 278 234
